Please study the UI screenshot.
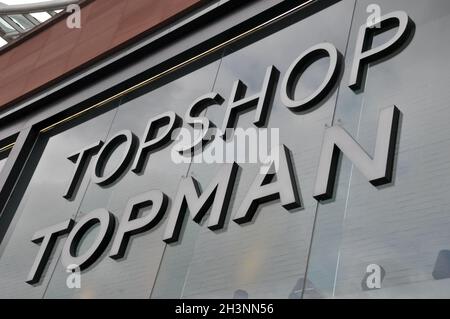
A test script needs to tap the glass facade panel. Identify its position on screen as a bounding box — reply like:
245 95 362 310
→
162 0 356 299
0 109 118 298
0 157 8 174
1 0 450 299
304 0 450 299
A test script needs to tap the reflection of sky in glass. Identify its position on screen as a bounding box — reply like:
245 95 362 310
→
306 0 450 299
175 0 356 299
0 1 62 47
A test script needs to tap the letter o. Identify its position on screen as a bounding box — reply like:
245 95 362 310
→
92 130 138 186
281 42 341 112
61 208 115 270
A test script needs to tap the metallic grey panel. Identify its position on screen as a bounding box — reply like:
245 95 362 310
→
0 110 117 298
4 0 450 300
305 0 450 298
42 61 221 299
0 158 8 175
150 0 356 299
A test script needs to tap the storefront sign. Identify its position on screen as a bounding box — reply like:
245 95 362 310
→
26 11 414 284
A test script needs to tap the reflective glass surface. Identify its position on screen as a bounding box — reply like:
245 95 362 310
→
304 0 450 299
1 0 450 299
